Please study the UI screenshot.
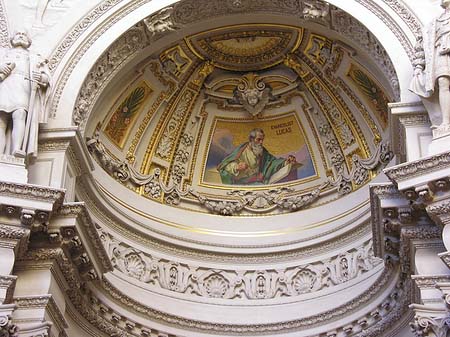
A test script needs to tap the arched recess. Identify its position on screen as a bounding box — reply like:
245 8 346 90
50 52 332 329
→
48 0 419 130
25 2 428 337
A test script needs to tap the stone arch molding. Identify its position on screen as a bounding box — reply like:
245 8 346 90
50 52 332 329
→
46 0 421 130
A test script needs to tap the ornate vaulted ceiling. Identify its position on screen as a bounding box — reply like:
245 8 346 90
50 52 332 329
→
84 19 394 217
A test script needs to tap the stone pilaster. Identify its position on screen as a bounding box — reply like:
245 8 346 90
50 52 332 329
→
389 102 431 162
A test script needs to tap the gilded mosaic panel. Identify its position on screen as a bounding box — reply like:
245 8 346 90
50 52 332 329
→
104 82 153 148
347 64 390 129
202 113 316 187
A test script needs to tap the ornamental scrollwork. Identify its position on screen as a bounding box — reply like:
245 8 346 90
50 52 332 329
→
100 231 382 300
330 142 393 195
0 315 18 337
410 315 450 337
87 131 390 214
194 184 328 215
73 24 149 129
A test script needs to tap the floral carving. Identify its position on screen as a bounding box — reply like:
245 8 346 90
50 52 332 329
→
410 315 450 337
101 230 382 300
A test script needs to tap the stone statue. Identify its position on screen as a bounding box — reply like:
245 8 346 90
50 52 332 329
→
410 0 450 132
0 30 51 157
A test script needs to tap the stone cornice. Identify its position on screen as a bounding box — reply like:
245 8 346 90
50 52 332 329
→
0 181 65 210
56 202 113 273
14 295 68 331
0 225 28 241
18 247 81 290
384 151 450 186
426 199 450 226
411 275 450 289
14 294 52 308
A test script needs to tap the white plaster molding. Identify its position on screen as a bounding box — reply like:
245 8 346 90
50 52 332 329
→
0 0 9 48
45 0 416 131
427 199 450 227
54 202 113 273
14 295 68 334
384 151 450 192
87 266 407 336
0 182 64 206
102 229 382 300
411 275 450 289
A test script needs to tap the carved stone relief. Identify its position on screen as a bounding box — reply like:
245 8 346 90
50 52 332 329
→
331 8 400 98
88 121 391 214
0 0 9 48
73 23 149 129
143 6 177 37
0 314 18 337
234 73 272 117
101 228 381 300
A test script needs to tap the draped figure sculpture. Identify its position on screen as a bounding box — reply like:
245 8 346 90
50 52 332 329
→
0 30 51 157
410 0 450 132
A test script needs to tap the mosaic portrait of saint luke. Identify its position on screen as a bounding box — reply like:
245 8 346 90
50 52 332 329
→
203 114 316 186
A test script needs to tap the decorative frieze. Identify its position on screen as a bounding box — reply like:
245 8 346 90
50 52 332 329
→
411 275 450 289
101 229 382 300
0 182 64 205
427 200 450 227
384 151 450 184
0 225 28 241
97 266 403 335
